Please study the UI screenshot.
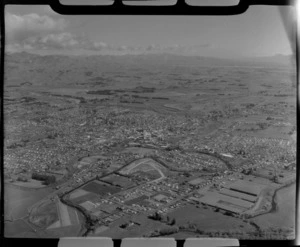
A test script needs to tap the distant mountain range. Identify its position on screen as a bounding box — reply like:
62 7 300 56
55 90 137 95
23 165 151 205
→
5 51 295 68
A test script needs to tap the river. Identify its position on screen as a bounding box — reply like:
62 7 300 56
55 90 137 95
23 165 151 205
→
253 183 296 230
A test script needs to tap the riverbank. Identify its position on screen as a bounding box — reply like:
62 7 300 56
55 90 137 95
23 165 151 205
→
252 182 295 234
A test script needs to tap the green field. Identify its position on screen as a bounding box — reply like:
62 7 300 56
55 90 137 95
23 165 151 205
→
225 179 266 196
92 214 167 238
69 189 90 199
5 219 36 237
69 192 97 204
166 205 255 232
82 181 121 196
124 195 149 206
4 184 53 220
100 174 136 188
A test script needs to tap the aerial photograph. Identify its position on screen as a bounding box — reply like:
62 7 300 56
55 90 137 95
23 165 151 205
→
3 3 296 239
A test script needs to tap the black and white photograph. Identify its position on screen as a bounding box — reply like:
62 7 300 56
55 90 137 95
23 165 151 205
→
3 0 297 240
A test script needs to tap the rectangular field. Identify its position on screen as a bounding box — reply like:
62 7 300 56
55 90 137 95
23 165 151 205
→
82 181 121 196
67 207 79 225
91 210 108 218
57 199 71 227
188 177 206 185
124 195 149 206
100 174 136 188
220 188 257 202
69 189 90 199
98 204 119 214
216 201 246 214
79 201 97 211
225 179 266 196
69 192 97 204
198 191 254 213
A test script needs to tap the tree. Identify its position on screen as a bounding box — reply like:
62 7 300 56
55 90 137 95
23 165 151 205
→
32 172 56 185
148 212 162 221
166 216 170 223
170 218 176 225
158 226 179 236
17 175 28 182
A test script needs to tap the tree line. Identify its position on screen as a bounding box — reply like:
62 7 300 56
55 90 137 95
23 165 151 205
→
32 172 56 185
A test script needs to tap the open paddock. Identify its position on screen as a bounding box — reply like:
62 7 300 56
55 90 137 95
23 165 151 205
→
75 155 106 168
98 203 119 214
166 205 256 232
82 180 121 196
45 225 82 238
5 219 35 237
69 189 90 199
5 184 53 220
242 175 278 187
91 210 109 218
79 201 97 211
224 179 266 196
69 192 97 204
253 168 296 184
278 172 296 184
57 198 71 227
198 191 254 213
253 168 277 180
188 177 206 185
124 195 149 206
220 188 257 203
101 174 136 188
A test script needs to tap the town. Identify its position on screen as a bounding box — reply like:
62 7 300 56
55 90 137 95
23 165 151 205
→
4 52 296 239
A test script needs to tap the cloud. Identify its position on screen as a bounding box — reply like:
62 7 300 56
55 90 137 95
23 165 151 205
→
5 12 213 55
91 42 108 50
26 33 80 49
5 12 67 43
22 32 100 50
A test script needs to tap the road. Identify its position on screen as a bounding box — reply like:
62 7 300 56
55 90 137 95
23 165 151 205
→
23 146 235 236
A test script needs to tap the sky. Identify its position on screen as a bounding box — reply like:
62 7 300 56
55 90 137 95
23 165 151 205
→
5 2 296 58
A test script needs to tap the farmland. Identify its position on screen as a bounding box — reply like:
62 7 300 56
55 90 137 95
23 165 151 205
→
4 184 54 221
82 181 121 196
100 174 136 188
4 51 296 239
